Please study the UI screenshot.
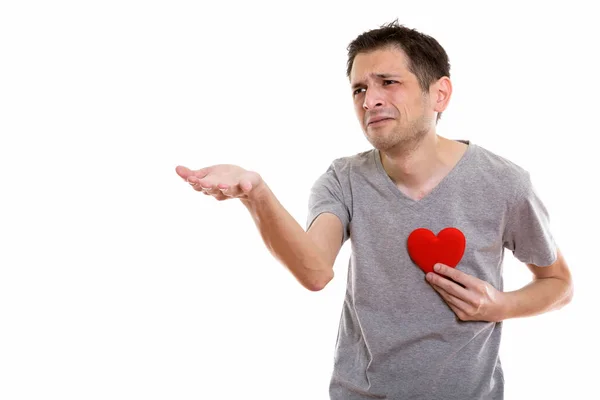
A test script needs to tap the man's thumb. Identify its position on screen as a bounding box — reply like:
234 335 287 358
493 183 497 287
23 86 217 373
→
175 165 192 180
240 179 253 192
176 165 211 181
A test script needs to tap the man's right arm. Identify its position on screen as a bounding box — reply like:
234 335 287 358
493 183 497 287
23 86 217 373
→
241 183 343 292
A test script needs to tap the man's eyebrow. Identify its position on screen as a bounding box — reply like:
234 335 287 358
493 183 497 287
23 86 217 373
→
351 73 403 90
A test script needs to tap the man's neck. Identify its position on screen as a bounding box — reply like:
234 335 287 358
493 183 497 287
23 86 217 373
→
379 134 466 191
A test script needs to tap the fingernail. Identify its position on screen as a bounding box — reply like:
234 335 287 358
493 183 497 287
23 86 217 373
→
434 264 441 271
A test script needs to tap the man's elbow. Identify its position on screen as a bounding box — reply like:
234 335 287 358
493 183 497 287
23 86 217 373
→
306 270 334 292
551 275 574 310
562 276 574 306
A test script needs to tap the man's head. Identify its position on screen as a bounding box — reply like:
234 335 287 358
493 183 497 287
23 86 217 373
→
347 20 452 152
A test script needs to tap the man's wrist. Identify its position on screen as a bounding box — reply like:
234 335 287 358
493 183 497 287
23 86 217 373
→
241 179 270 206
495 291 513 322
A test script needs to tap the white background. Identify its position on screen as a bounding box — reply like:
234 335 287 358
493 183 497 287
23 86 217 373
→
1 1 598 399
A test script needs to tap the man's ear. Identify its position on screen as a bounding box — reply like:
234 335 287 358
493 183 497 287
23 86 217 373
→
431 76 452 114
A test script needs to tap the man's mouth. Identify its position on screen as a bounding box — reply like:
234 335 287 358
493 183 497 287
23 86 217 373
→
368 117 393 126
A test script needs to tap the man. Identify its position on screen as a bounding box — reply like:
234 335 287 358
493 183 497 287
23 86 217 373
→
176 20 573 400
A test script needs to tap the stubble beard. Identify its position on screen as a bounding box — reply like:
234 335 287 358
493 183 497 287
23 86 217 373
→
365 113 430 158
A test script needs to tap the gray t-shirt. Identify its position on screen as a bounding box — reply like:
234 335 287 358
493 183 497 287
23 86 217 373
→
306 140 557 400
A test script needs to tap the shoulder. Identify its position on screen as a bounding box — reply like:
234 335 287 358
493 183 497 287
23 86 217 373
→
325 148 376 178
469 142 531 196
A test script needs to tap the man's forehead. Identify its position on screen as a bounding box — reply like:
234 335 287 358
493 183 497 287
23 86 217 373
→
350 48 410 83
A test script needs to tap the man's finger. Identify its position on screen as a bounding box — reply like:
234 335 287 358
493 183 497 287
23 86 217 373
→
434 263 478 287
175 165 210 181
187 179 207 192
431 284 471 314
239 179 253 193
446 302 469 321
187 176 214 190
427 271 468 298
216 184 233 197
175 165 193 180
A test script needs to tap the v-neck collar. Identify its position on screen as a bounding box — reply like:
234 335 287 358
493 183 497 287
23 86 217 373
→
373 139 473 208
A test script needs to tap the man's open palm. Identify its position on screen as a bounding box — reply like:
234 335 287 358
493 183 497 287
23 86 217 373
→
175 164 264 201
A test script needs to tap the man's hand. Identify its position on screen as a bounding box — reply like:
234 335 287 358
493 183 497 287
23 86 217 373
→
426 264 506 322
175 164 265 201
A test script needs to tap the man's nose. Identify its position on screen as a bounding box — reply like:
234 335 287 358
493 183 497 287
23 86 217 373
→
363 88 385 110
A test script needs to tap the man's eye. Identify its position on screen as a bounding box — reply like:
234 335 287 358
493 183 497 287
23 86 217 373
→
383 80 397 85
353 88 365 96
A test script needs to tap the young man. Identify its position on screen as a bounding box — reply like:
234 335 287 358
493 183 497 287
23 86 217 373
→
176 20 573 400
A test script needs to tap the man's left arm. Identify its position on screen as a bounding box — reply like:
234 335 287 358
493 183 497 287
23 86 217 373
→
426 248 574 322
502 248 573 319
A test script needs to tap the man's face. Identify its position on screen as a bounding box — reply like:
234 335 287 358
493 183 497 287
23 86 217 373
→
350 46 436 152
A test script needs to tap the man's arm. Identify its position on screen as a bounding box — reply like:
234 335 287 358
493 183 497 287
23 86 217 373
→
500 248 573 319
241 183 343 292
176 164 343 292
426 248 574 322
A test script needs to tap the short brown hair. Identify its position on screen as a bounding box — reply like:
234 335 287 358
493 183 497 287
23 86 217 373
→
346 19 451 122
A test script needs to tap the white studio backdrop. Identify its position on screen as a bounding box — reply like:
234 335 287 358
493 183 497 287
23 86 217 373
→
1 1 598 399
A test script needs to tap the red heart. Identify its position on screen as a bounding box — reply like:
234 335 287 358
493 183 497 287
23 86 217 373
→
407 227 466 274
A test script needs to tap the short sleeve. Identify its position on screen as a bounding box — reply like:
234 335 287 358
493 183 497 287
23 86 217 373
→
502 172 558 267
306 163 351 245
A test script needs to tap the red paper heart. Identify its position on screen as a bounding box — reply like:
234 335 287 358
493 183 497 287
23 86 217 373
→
407 227 466 274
